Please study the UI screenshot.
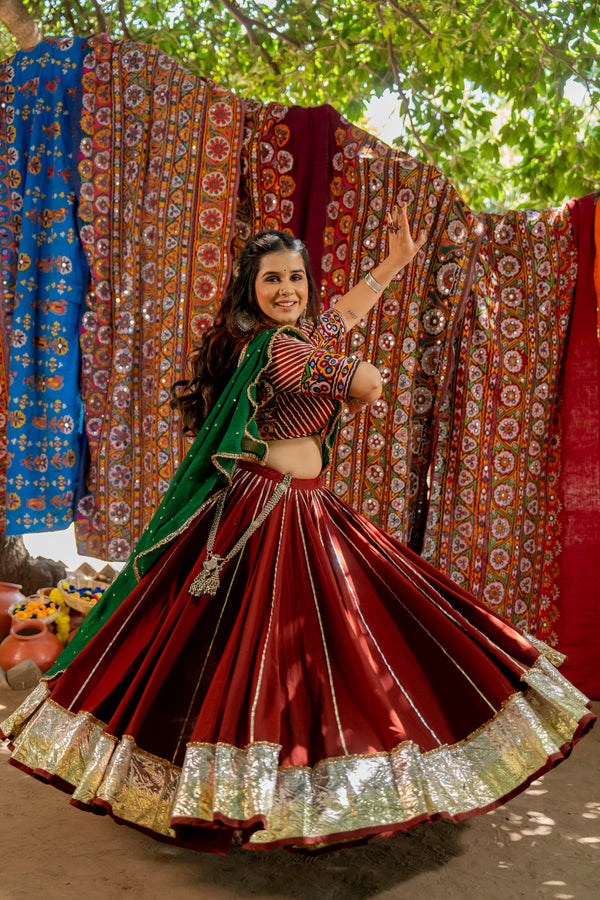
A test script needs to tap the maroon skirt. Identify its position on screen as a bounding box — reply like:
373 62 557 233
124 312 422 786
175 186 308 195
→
1 461 595 853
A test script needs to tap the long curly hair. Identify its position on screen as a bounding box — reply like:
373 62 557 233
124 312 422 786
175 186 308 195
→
170 230 319 434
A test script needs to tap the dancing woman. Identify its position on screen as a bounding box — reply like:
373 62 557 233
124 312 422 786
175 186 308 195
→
1 205 594 854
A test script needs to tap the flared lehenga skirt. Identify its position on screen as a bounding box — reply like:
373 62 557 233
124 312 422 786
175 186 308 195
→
1 461 595 853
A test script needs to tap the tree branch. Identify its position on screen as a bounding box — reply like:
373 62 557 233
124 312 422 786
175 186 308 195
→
376 2 436 165
0 0 42 49
386 0 434 39
233 0 305 49
90 0 107 33
118 0 132 39
60 1 78 35
206 0 280 74
64 0 88 33
504 0 592 90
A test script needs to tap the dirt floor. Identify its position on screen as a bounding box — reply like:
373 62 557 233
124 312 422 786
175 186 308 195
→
1 689 599 900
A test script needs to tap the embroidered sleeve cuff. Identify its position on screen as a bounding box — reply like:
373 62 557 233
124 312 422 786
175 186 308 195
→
301 348 361 400
312 308 346 350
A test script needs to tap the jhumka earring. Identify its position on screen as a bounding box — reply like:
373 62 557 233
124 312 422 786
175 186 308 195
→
236 309 257 332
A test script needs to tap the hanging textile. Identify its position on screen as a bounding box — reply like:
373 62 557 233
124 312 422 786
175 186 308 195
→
421 206 576 644
554 195 600 696
236 102 587 644
236 101 481 548
0 334 6 534
1 38 596 680
0 37 89 534
0 108 11 532
73 36 245 560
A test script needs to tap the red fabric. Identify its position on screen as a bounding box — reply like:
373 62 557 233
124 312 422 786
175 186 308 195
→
555 196 600 697
282 105 338 287
595 198 600 345
39 461 594 852
3 460 592 852
51 463 543 760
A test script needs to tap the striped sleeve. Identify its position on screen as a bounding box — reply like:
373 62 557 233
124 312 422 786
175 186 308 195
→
268 333 360 401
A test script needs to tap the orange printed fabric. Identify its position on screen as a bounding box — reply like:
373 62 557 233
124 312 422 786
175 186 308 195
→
75 36 244 559
422 207 576 642
237 102 480 548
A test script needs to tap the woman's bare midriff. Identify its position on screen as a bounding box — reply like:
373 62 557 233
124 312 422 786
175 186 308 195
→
261 434 323 479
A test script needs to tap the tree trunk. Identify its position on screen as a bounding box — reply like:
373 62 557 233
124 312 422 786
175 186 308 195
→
0 0 43 50
0 533 65 596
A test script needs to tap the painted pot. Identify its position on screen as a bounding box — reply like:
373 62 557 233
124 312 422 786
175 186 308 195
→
0 618 63 674
0 581 26 641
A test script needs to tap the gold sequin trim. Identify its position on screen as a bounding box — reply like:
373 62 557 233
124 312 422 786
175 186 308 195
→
1 653 591 848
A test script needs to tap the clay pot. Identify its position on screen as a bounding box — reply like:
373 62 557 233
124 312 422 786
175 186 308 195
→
0 618 63 674
68 608 84 630
0 581 26 641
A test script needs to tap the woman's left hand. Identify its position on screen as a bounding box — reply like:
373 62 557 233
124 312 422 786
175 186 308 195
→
384 202 427 274
335 202 427 331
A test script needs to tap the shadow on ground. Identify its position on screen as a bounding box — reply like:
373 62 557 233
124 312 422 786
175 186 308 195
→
149 819 467 900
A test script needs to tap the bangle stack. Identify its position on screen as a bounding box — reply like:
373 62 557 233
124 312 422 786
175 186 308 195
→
364 271 384 293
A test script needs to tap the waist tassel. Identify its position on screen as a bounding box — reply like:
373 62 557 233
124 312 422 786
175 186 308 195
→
189 471 293 598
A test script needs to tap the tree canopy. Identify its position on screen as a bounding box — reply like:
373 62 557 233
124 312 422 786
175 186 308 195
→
1 0 599 210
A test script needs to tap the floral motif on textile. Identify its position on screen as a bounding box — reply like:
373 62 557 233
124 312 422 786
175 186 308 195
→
232 99 292 260
0 37 88 534
422 208 576 642
74 36 244 559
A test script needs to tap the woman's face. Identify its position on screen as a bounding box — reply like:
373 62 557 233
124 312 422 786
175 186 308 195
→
253 250 309 326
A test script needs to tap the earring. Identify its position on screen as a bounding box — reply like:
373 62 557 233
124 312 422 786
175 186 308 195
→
236 309 257 332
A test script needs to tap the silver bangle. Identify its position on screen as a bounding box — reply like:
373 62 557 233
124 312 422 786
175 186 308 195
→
364 271 384 293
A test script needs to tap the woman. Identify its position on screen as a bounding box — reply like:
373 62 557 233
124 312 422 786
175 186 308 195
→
1 206 594 854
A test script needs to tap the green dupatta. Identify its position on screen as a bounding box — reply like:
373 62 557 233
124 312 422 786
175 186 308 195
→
48 325 340 676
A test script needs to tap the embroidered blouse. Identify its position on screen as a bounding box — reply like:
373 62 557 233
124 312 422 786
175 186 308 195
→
254 308 360 441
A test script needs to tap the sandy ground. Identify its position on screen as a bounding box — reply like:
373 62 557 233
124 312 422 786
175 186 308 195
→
0 689 598 900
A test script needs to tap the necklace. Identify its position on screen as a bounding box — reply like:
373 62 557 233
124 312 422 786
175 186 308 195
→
189 471 292 598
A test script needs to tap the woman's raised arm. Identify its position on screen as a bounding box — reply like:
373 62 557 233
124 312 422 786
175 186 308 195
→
335 203 426 332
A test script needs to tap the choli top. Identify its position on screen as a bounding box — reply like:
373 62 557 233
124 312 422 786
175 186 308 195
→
254 308 360 441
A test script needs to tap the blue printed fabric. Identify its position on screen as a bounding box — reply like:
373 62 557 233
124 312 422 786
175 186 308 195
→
0 37 88 533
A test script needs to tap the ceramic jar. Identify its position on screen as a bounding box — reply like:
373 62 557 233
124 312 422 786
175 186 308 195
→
0 581 26 641
0 618 63 674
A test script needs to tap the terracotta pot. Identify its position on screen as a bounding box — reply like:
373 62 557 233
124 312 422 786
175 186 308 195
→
0 581 26 641
68 608 84 630
0 618 63 674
